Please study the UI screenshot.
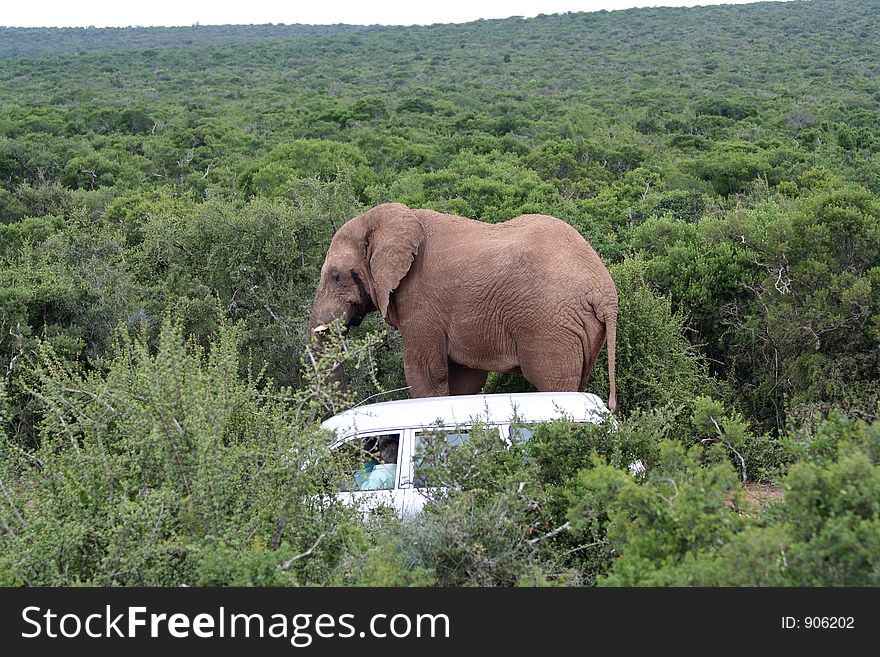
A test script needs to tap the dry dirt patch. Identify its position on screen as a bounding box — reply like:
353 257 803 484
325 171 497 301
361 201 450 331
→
725 482 785 515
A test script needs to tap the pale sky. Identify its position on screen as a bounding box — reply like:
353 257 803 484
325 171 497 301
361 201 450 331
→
3 0 782 28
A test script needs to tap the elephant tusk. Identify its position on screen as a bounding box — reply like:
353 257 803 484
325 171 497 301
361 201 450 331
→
313 324 330 333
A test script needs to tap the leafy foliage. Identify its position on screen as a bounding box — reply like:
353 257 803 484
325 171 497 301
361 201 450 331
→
574 417 880 586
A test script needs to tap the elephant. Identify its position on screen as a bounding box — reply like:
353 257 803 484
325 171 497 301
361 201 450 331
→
309 203 618 410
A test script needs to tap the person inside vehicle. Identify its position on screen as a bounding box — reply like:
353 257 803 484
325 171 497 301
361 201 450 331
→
353 438 379 489
360 437 398 490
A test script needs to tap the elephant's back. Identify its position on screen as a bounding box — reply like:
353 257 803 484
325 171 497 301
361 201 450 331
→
414 209 608 285
414 209 587 247
495 214 604 269
501 213 590 241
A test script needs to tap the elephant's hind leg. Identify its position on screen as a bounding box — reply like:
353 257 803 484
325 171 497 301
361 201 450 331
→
578 315 605 390
448 361 488 395
518 335 584 392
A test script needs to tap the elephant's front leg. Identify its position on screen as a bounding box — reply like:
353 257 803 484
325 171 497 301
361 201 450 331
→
402 332 450 397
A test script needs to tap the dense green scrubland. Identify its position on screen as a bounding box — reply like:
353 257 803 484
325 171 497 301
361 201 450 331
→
1 0 878 585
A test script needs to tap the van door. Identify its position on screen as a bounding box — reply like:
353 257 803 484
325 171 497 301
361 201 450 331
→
402 426 475 516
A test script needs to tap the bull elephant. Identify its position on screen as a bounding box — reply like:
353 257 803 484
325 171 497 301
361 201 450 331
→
309 203 618 410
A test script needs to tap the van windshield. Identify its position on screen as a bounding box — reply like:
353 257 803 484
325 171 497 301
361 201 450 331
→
336 432 401 492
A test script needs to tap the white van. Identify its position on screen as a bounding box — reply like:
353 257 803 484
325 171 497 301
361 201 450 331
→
322 392 610 516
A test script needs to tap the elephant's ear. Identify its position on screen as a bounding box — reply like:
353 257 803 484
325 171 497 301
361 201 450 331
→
366 204 425 322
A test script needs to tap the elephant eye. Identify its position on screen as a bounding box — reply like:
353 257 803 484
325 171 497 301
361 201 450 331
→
331 272 342 284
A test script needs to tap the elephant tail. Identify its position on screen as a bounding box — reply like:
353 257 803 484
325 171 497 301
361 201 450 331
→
605 312 617 412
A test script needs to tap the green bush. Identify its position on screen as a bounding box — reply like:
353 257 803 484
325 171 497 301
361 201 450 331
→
722 187 880 429
396 413 675 585
396 421 585 585
328 523 436 586
631 213 756 358
669 428 880 586
237 139 377 200
691 395 791 482
562 415 880 586
0 317 376 585
401 483 575 586
567 441 744 586
525 415 658 486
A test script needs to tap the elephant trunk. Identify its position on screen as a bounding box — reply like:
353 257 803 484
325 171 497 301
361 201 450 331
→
310 330 348 394
308 300 349 395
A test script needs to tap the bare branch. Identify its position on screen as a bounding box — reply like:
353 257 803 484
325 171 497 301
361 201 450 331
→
658 477 680 506
280 533 325 570
559 540 608 557
526 521 571 545
61 387 117 416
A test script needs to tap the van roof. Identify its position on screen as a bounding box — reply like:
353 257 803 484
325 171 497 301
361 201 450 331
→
321 391 609 440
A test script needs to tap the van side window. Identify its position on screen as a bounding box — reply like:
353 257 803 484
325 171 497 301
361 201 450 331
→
508 424 534 444
412 429 470 488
